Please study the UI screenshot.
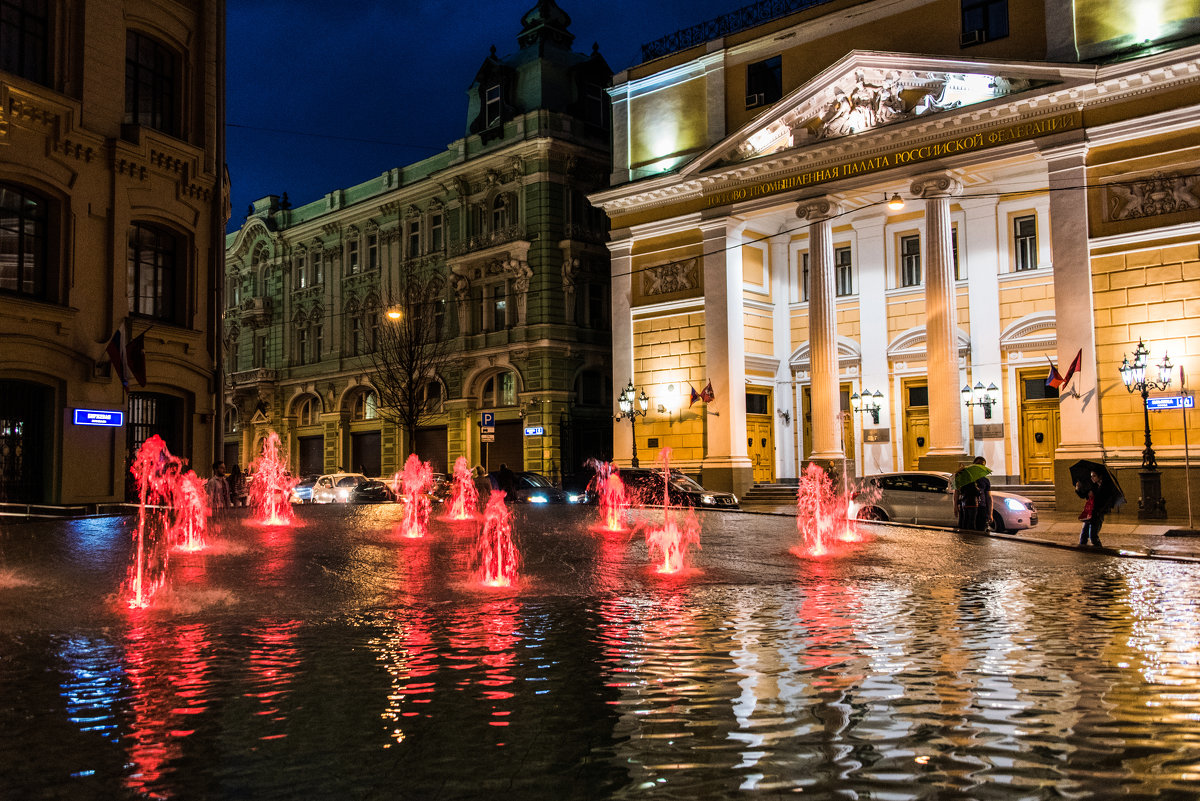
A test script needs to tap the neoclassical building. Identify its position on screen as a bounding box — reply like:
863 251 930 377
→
591 0 1200 512
224 1 612 481
0 0 225 504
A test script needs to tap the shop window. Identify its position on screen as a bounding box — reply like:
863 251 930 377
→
745 56 782 109
125 30 179 137
0 182 50 300
1 0 50 85
835 246 853 296
128 222 182 323
900 235 921 287
961 0 1008 45
1014 215 1037 271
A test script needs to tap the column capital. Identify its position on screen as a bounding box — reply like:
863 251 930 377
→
795 197 842 222
699 216 747 239
910 173 963 199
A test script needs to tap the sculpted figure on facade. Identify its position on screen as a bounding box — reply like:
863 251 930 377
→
504 258 534 325
1105 171 1200 221
561 256 579 323
451 269 471 335
642 258 698 297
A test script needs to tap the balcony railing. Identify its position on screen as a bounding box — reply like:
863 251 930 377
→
230 368 277 387
447 224 528 257
640 0 834 62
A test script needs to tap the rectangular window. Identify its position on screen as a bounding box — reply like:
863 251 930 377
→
900 235 921 287
500 372 515 406
433 298 446 337
430 213 443 252
297 327 308 365
745 393 770 415
745 55 782 109
834 246 852 296
485 85 502 127
128 223 179 322
350 317 363 356
253 334 266 368
295 254 307 289
312 251 323 285
953 227 963 280
1024 377 1058 400
801 252 809 302
0 182 49 300
587 282 606 329
314 323 323 359
961 0 1009 44
493 284 507 329
584 84 607 127
125 30 177 137
1014 215 1037 271
1 0 50 85
367 233 378 270
347 240 359 274
908 385 929 407
407 221 420 258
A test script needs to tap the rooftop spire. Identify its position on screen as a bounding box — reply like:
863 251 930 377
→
518 0 574 49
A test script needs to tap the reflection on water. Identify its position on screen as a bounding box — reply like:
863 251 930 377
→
2 506 1200 798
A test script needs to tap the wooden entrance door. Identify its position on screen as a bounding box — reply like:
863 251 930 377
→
903 383 929 471
1019 371 1060 483
747 389 774 483
801 386 855 463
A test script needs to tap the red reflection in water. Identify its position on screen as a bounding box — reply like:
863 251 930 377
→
474 492 519 587
244 619 301 731
447 456 479 521
122 621 212 798
791 462 865 558
447 599 522 731
248 431 297 527
588 460 630 533
397 454 434 539
796 561 864 694
643 448 700 574
123 436 211 608
377 609 439 742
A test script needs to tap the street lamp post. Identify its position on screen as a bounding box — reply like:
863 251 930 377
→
615 379 648 468
961 382 999 419
1119 339 1172 519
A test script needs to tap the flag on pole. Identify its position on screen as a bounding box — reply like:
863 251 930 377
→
105 321 148 390
700 381 715 403
1062 348 1083 387
688 385 701 407
1045 356 1065 390
127 331 147 387
105 322 130 389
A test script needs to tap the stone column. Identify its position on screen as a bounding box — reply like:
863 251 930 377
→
769 228 796 480
700 217 753 496
1041 141 1103 504
608 237 634 467
796 198 844 467
961 195 1004 471
912 174 968 470
850 209 892 474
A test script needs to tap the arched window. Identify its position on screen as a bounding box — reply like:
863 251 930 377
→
423 380 443 413
297 395 319 426
224 406 239 433
128 222 182 322
481 371 516 407
0 183 50 300
353 391 378 421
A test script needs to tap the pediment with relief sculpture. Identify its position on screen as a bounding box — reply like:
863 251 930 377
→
688 52 1070 173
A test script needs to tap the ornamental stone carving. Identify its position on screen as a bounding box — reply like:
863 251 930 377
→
561 257 579 323
910 173 963 198
642 258 698 297
1105 171 1200 221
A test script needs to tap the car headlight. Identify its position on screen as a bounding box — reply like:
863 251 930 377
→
701 494 716 505
337 488 351 501
1003 497 1027 511
530 495 548 504
566 492 585 503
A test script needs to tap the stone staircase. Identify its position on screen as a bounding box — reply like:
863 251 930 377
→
994 483 1056 511
740 483 798 505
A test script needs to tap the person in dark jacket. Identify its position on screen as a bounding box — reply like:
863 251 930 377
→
1077 469 1109 547
972 456 992 532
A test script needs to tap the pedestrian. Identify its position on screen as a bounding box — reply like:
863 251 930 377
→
953 466 981 530
1077 469 1109 547
972 456 992 532
229 464 245 506
207 460 232 509
497 462 517 499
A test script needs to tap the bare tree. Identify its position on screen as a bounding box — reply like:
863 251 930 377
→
363 268 454 457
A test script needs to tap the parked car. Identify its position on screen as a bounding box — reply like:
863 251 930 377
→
311 473 368 504
851 471 1037 533
289 475 321 504
619 468 739 510
509 472 568 504
352 478 395 504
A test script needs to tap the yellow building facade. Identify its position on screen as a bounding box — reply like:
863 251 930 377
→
593 0 1200 515
0 0 225 504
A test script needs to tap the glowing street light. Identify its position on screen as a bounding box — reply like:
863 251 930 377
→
1119 339 1172 519
615 379 649 468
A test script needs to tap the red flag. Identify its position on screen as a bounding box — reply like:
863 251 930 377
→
700 381 714 403
688 385 701 407
105 323 129 389
1045 357 1064 390
127 332 147 387
1062 348 1083 386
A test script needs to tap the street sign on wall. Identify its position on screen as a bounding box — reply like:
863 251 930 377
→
73 409 124 426
523 426 544 436
1147 395 1195 411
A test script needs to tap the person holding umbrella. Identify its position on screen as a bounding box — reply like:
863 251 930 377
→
953 460 992 531
1070 460 1124 547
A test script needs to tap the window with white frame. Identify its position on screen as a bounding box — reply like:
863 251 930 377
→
800 252 809 302
835 246 852 296
482 372 516 406
900 234 921 287
1014 215 1037 271
353 391 378 421
295 252 307 289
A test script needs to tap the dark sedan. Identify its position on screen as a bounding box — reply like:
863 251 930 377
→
351 479 395 504
619 468 739 510
511 472 568 504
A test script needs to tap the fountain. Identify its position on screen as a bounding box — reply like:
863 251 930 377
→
643 449 700 574
398 454 434 539
123 435 210 608
588 460 630 533
447 456 479 520
247 431 297 526
791 462 865 558
474 491 519 587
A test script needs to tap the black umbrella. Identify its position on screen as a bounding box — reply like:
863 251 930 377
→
1069 460 1127 512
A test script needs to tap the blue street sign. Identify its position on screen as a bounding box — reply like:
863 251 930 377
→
524 426 544 436
74 408 124 427
481 411 494 427
1147 395 1195 411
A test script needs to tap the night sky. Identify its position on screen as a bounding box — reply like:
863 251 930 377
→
226 0 739 232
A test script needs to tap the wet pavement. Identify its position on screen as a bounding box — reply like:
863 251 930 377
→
2 504 1200 799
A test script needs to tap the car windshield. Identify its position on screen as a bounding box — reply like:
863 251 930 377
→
669 473 705 492
297 477 318 488
336 476 364 488
520 474 553 488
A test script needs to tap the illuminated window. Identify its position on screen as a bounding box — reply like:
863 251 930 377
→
482 372 516 407
295 253 307 289
347 240 359 274
745 56 782 109
0 182 50 300
1 0 49 85
900 235 921 287
125 31 178 137
312 250 324 285
353 391 378 421
961 0 1008 45
1014 215 1037 271
492 284 507 329
128 222 181 322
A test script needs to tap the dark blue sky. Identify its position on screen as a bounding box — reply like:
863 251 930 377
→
226 0 739 232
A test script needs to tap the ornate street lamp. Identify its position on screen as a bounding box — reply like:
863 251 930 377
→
851 388 884 425
615 379 649 467
1119 339 1172 519
961 381 999 419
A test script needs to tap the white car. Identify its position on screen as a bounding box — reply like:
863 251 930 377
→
851 471 1038 533
310 473 368 504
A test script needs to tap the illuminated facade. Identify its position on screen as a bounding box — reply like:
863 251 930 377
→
224 1 612 480
0 0 225 504
592 0 1200 512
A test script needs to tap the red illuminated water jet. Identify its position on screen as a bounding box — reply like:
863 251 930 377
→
123 436 211 608
643 448 700 574
398 454 434 539
791 462 863 558
588 460 629 532
447 456 479 520
247 431 297 526
474 491 519 587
